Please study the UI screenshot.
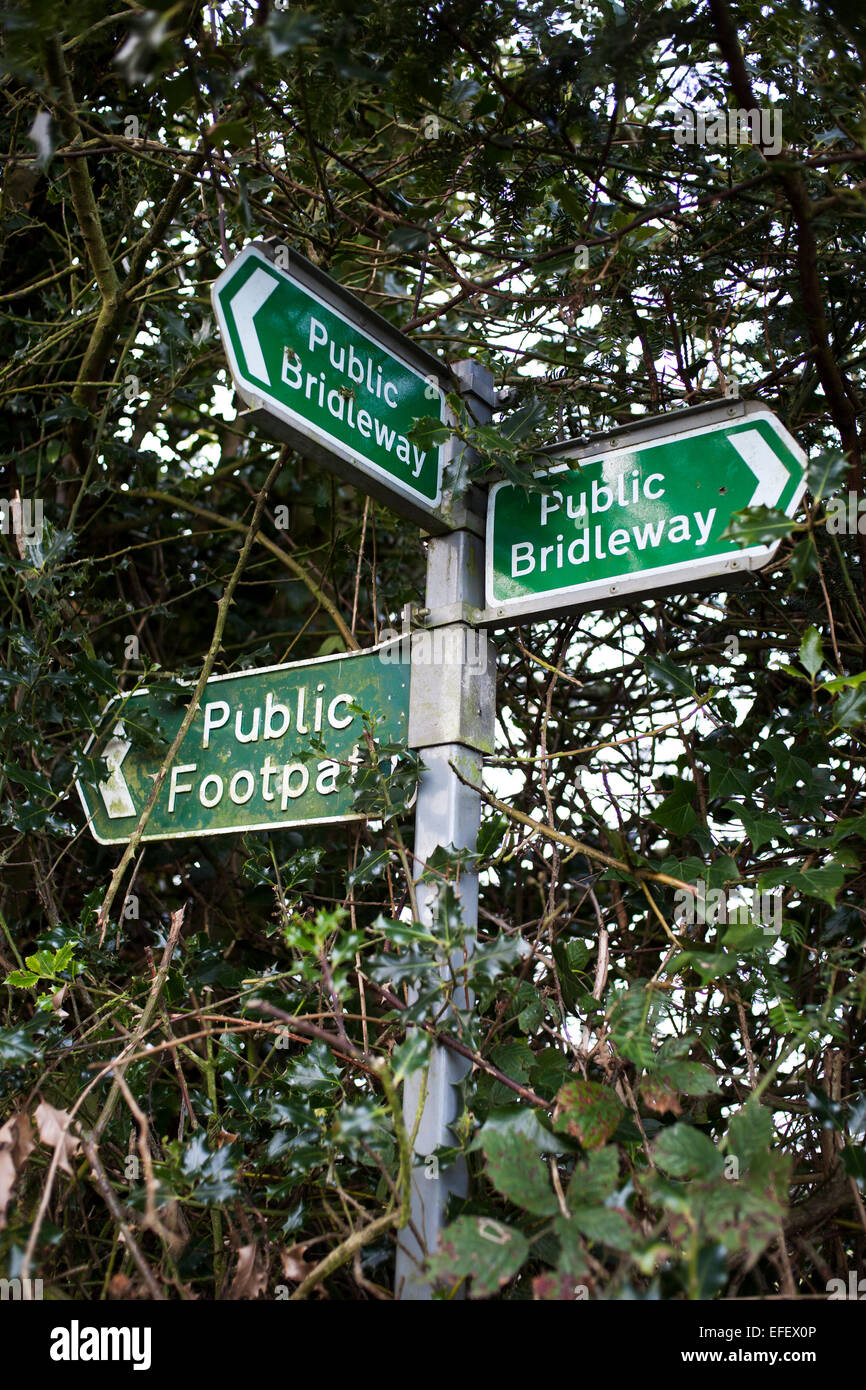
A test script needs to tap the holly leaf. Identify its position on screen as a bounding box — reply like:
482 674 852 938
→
643 655 696 699
808 449 849 502
722 505 794 547
834 684 866 729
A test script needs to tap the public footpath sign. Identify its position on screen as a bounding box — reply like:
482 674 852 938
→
484 403 808 624
212 243 451 530
76 643 409 845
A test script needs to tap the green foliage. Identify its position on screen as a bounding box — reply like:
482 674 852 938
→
553 1078 624 1150
0 0 864 1305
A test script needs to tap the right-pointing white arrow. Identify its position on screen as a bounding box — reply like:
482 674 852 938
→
229 268 279 384
728 429 791 508
98 722 135 820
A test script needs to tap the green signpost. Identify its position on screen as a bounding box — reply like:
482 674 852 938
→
484 403 808 624
77 644 409 845
212 243 452 530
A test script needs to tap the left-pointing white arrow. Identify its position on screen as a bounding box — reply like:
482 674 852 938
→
728 429 791 509
98 722 136 819
229 268 279 385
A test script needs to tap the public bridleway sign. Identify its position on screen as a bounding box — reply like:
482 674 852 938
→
484 402 808 624
212 243 452 531
76 643 408 845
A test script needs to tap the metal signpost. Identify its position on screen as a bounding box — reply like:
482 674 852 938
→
483 400 808 625
77 643 409 844
397 361 496 1301
211 242 457 531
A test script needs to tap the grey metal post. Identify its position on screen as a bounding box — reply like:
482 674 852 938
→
394 361 496 1300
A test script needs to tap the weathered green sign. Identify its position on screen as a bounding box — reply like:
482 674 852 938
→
76 644 409 845
212 243 450 529
484 404 807 624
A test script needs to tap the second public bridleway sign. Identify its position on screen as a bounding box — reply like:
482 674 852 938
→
212 243 452 531
484 402 808 624
76 643 409 845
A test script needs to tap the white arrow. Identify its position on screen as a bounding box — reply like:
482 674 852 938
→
229 268 279 384
728 429 791 509
98 722 136 820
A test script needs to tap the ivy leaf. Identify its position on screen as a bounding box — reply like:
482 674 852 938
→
702 752 756 800
792 862 848 907
652 781 697 836
735 804 790 851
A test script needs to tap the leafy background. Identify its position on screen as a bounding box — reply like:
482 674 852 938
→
1 0 865 1300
